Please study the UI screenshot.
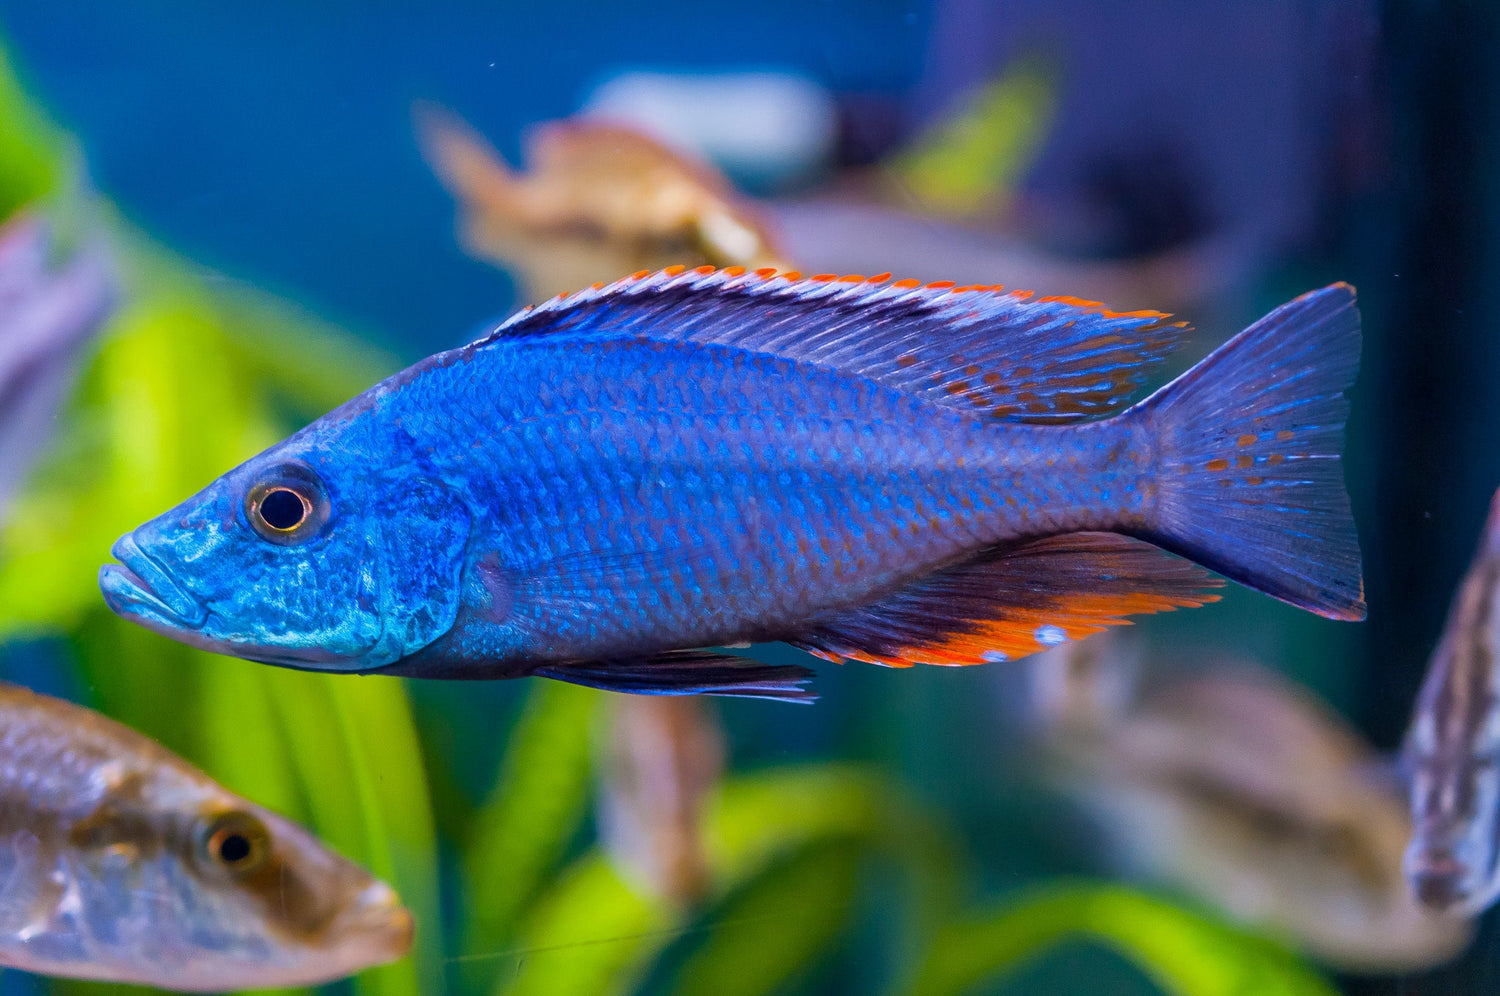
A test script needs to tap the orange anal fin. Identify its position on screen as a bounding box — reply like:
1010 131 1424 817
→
791 533 1221 667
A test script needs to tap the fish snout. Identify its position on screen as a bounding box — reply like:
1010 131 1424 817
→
1408 853 1472 912
326 880 414 968
99 532 208 630
1405 838 1485 914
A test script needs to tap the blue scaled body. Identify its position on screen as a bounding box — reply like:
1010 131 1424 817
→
101 266 1366 700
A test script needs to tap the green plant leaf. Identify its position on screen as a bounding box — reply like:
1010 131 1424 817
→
668 840 861 996
462 681 603 975
492 855 671 996
901 881 1339 996
888 57 1057 217
0 42 64 216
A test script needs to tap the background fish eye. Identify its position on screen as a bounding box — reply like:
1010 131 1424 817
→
196 810 271 876
244 462 331 544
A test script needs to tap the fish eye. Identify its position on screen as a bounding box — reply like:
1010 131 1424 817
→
245 462 330 545
197 810 271 876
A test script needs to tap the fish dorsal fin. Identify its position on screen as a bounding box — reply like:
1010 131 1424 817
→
486 266 1188 421
791 533 1222 667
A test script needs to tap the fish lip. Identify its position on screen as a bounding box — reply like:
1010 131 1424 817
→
99 534 208 630
326 881 415 968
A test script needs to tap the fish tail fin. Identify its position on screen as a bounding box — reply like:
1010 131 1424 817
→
1129 283 1365 620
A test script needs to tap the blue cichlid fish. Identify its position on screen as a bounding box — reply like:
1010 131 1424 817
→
1403 487 1500 915
100 266 1365 700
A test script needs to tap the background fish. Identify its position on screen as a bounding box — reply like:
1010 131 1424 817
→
1025 632 1471 971
100 267 1364 698
1403 486 1500 915
418 109 789 301
0 214 114 522
599 695 723 907
0 680 412 990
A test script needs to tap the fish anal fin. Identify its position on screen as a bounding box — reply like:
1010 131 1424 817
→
792 533 1222 668
535 650 817 702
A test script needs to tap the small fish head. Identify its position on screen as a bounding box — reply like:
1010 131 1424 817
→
1404 755 1500 915
100 436 472 670
77 778 413 990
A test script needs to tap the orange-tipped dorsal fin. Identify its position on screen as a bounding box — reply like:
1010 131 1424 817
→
482 266 1189 422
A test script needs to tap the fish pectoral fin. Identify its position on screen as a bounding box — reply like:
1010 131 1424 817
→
534 650 817 702
790 532 1223 667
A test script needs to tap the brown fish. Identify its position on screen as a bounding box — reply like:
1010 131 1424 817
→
599 695 723 906
0 681 412 990
1030 633 1470 970
417 108 789 300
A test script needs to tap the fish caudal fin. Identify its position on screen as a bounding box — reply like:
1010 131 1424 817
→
1131 283 1365 620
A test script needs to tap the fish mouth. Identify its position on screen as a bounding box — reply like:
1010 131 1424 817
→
99 534 209 630
329 880 415 966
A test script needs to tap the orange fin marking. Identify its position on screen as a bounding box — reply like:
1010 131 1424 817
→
792 534 1221 668
496 265 1189 423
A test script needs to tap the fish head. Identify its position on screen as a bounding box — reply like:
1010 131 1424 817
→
1404 753 1500 915
72 777 413 990
99 433 472 670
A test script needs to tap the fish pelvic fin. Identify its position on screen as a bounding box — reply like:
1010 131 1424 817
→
1130 283 1365 621
535 650 817 702
791 533 1220 667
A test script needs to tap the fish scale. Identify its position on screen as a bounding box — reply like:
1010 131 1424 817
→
394 337 1140 665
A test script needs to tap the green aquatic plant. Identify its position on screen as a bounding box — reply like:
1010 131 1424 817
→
467 758 961 996
462 681 604 980
903 882 1339 996
888 57 1057 218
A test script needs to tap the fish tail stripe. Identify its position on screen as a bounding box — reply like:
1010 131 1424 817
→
1131 283 1365 621
485 264 1190 423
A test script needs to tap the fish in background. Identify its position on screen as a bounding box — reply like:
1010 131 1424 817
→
599 695 723 906
0 213 115 521
0 680 412 990
100 262 1364 699
1403 486 1500 916
418 109 790 302
1027 631 1471 971
422 111 1240 317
